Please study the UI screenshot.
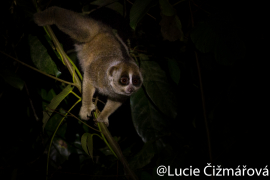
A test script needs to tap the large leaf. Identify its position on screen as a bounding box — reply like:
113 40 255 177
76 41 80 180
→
81 133 94 160
159 0 183 41
40 88 56 101
42 85 74 130
0 69 24 90
130 0 155 30
191 19 246 65
159 0 175 16
28 35 61 76
139 54 177 119
130 88 168 143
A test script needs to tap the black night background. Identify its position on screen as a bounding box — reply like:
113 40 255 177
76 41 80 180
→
0 0 268 179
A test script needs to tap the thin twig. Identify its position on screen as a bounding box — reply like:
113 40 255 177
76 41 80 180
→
44 26 82 92
43 106 101 133
195 51 213 163
189 1 213 178
0 51 76 86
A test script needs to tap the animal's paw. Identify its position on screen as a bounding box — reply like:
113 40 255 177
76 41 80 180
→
79 103 96 120
94 116 109 127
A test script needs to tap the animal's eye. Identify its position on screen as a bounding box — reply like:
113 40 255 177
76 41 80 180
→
120 77 129 85
132 78 140 85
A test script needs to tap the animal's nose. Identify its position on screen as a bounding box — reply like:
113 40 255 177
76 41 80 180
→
127 87 134 93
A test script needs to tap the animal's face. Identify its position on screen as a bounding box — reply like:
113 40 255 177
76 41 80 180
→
108 62 143 96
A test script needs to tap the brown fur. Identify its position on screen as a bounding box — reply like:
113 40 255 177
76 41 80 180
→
34 7 143 126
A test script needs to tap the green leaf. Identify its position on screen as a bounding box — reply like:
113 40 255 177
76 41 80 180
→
130 0 155 30
42 85 74 130
159 0 183 41
190 19 246 65
40 88 57 110
28 34 61 76
159 14 184 41
81 133 94 160
130 88 168 143
159 0 175 16
0 69 24 90
167 58 180 84
129 142 155 170
41 88 56 101
139 54 177 119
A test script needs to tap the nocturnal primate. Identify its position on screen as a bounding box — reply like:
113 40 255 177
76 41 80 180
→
34 7 143 126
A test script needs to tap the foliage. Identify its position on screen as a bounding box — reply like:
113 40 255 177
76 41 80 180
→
0 0 266 180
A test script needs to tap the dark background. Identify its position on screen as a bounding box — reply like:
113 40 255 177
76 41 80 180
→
0 0 268 179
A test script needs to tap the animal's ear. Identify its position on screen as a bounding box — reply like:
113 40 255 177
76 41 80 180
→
108 66 118 77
